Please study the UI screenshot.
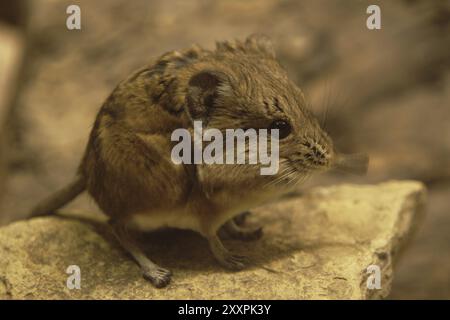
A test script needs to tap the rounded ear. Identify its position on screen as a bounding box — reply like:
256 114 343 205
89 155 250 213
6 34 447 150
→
245 34 276 59
186 70 229 122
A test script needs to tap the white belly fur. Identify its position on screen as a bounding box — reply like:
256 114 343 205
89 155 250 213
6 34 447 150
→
127 187 285 233
127 207 201 232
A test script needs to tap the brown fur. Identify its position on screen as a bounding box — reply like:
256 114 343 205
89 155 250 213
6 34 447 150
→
29 35 368 287
74 35 334 234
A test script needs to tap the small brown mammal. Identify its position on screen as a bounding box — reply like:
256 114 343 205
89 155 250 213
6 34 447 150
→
30 35 368 288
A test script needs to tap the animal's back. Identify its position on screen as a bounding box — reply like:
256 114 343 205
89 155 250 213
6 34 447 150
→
78 47 209 219
78 37 280 219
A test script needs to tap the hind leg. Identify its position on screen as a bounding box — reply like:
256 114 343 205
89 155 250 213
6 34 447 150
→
109 220 171 288
233 211 250 225
219 211 263 241
223 219 263 241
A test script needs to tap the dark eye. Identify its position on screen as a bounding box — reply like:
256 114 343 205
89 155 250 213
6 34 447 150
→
269 120 292 139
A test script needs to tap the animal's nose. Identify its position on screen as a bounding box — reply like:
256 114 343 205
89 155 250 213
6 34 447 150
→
305 143 329 166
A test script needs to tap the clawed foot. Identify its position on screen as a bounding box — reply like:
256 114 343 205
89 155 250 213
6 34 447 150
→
208 235 249 270
142 266 172 288
218 251 248 270
109 220 172 289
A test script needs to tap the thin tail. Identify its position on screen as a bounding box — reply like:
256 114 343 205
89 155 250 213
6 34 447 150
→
30 175 86 218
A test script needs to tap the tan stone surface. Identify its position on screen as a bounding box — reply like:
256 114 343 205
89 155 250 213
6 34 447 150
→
0 181 426 299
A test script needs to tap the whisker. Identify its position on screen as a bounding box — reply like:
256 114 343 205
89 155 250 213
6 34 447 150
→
322 79 333 131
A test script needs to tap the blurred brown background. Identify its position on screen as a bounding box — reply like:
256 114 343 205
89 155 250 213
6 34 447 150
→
0 0 448 299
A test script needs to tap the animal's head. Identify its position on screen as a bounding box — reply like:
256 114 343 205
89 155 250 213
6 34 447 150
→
183 35 367 195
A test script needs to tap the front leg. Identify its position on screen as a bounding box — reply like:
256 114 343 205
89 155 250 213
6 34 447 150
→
208 234 248 270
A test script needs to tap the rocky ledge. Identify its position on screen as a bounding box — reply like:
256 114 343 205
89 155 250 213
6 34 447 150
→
0 181 426 299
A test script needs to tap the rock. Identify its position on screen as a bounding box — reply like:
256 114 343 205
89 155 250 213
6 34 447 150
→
390 183 450 299
0 181 426 299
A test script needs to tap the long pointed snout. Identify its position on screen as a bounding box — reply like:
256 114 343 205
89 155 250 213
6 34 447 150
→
333 153 369 176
